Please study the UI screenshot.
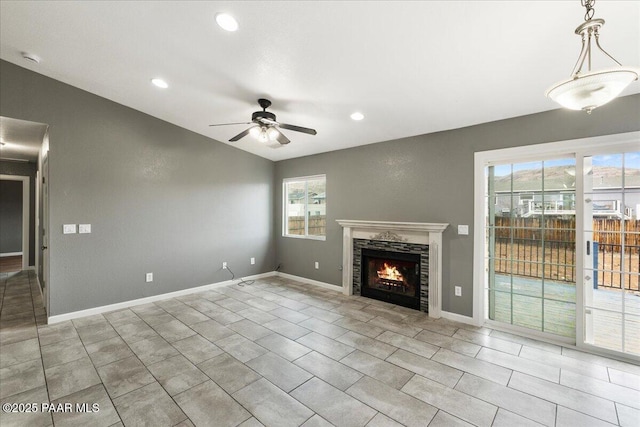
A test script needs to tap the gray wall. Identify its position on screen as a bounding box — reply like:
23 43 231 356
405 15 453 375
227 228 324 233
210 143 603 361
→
0 160 37 265
0 180 23 253
0 60 275 316
2 58 638 319
274 94 640 317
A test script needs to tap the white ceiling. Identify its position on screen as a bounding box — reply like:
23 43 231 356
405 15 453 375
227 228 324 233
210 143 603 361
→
1 1 638 161
0 116 47 163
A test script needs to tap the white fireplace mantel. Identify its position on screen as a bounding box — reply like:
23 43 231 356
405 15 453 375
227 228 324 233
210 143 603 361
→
336 220 449 317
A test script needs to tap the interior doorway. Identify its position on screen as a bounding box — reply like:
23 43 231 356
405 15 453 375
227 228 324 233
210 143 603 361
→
0 175 29 272
0 116 49 313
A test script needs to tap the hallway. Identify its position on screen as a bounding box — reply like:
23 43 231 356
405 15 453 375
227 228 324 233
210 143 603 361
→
0 270 46 330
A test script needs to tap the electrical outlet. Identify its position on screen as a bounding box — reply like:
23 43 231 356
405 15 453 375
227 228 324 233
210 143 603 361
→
454 286 462 297
222 262 227 269
146 273 153 283
314 261 319 270
250 257 255 265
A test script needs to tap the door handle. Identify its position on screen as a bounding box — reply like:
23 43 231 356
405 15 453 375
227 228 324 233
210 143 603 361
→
41 246 48 250
586 241 590 256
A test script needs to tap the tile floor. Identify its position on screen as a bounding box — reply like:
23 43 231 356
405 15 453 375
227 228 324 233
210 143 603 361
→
1 270 639 427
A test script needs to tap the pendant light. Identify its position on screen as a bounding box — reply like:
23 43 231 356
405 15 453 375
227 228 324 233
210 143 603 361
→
545 0 638 114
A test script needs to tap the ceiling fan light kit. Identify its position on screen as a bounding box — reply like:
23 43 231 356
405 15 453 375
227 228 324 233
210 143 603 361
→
209 98 317 147
546 0 638 114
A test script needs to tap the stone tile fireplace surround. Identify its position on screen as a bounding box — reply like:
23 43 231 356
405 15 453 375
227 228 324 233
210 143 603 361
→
336 220 448 317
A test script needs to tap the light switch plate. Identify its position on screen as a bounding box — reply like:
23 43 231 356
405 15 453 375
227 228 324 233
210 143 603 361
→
458 225 469 235
455 286 462 296
79 224 91 234
63 224 77 234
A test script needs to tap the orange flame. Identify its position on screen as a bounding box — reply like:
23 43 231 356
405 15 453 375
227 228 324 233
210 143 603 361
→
377 263 403 281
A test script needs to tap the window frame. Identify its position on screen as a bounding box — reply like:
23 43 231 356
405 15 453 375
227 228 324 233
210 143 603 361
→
282 174 326 240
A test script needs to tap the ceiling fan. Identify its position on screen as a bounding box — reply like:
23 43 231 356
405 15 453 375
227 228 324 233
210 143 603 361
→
209 98 317 146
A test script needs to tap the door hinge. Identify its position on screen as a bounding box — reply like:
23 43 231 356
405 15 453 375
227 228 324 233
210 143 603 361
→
42 176 46 184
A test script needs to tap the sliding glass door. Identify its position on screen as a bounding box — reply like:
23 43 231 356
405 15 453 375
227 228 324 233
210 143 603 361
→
477 134 640 359
486 158 577 338
582 151 640 356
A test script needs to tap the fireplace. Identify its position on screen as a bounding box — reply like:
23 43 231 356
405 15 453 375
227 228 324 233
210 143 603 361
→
336 220 448 317
361 249 421 310
353 238 429 312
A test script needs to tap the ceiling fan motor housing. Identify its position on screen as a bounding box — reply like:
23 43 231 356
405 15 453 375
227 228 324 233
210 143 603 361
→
252 111 276 123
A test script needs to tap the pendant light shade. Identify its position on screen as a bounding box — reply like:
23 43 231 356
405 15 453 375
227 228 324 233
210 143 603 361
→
546 68 638 113
546 2 638 113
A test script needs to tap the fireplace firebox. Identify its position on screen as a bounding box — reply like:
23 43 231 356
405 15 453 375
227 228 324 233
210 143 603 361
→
361 248 421 310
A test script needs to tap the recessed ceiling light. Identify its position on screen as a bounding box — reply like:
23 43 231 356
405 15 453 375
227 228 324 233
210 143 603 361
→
151 78 169 89
350 112 364 121
216 13 239 32
22 52 40 64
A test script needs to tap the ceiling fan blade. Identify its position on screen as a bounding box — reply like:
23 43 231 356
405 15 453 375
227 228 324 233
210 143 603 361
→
275 130 290 145
229 127 254 142
209 121 252 127
277 123 317 135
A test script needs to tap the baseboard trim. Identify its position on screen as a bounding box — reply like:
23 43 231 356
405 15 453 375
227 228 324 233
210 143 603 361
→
48 271 278 324
276 272 342 291
440 310 475 325
0 252 22 257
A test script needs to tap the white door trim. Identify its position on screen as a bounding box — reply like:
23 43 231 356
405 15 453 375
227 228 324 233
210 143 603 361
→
1 174 30 270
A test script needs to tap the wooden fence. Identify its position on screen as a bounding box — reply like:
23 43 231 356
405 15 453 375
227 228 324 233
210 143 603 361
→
492 218 640 291
493 218 640 250
287 216 326 236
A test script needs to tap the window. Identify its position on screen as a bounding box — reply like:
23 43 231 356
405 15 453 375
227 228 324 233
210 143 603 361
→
283 175 326 239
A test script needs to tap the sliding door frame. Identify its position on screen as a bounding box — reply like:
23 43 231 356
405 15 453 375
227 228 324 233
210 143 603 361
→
473 131 640 359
